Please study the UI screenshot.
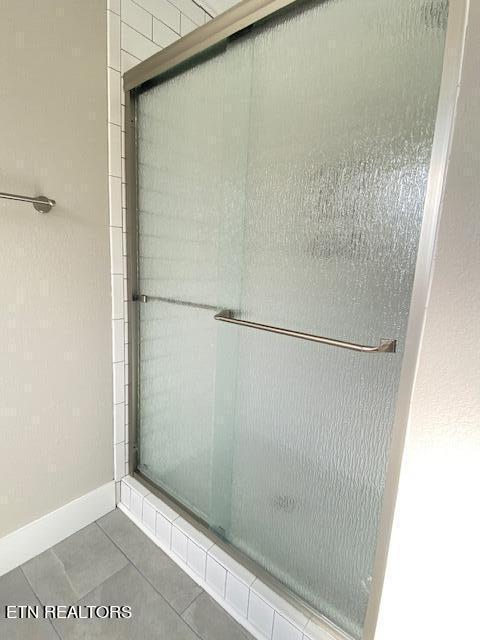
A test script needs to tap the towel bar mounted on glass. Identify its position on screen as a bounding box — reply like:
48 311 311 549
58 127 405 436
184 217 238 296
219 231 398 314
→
133 296 396 353
0 191 56 213
214 309 397 353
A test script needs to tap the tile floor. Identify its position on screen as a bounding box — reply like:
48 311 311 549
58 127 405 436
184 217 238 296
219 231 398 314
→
0 509 254 640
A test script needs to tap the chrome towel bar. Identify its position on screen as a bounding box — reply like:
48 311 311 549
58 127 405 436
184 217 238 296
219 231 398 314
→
0 191 55 213
214 309 397 353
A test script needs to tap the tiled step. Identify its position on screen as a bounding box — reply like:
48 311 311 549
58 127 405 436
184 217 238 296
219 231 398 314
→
120 475 345 640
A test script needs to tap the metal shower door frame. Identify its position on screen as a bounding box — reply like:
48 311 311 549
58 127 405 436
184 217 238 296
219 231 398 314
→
124 0 470 637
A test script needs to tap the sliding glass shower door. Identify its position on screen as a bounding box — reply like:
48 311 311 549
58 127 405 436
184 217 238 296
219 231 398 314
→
133 0 449 637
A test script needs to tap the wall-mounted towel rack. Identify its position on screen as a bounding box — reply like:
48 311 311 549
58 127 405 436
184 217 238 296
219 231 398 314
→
0 191 56 213
214 309 397 353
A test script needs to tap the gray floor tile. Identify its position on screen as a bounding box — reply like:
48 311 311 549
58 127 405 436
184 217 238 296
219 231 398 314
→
53 563 199 640
182 592 254 640
0 568 59 640
23 521 128 604
98 509 202 613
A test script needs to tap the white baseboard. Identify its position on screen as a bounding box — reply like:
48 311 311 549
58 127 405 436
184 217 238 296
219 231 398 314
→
0 481 115 577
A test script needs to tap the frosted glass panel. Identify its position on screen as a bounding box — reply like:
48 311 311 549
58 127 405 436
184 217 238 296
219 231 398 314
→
135 0 448 637
136 46 228 520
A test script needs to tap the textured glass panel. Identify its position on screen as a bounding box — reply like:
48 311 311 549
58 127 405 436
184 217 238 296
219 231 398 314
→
136 0 448 637
211 1 448 638
136 47 228 520
138 302 216 519
137 48 227 308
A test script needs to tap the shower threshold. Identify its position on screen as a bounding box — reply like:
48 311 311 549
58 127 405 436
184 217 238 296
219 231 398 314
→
118 472 350 640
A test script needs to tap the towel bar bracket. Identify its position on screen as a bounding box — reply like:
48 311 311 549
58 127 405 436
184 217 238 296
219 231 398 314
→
0 191 55 213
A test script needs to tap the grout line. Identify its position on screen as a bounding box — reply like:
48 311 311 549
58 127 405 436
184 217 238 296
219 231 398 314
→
221 562 227 599
121 19 155 42
97 509 204 639
119 500 272 640
51 620 63 640
178 587 203 616
190 0 214 20
61 562 133 606
121 48 142 63
20 550 126 640
130 0 212 25
246 586 251 622
153 15 181 37
19 564 62 639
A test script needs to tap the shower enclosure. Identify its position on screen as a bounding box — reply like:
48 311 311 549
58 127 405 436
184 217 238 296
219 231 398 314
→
124 0 450 637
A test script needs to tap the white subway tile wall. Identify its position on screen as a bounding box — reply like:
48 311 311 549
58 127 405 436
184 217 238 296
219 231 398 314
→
107 68 121 125
137 0 182 32
113 401 125 444
153 18 179 47
119 478 342 640
252 579 309 631
209 543 256 587
206 556 227 597
108 176 122 227
180 13 198 35
113 443 126 482
112 361 125 404
108 0 121 15
121 0 153 37
108 123 122 177
142 499 157 532
303 619 339 640
173 0 205 24
121 22 160 60
110 227 124 274
187 539 208 578
107 11 121 70
121 49 141 74
272 614 304 640
171 525 189 561
249 591 275 638
226 572 251 617
175 516 214 551
112 319 125 363
155 512 172 546
129 487 144 519
107 0 213 497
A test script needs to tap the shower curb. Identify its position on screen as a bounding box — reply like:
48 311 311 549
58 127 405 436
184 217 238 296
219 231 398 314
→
119 475 345 640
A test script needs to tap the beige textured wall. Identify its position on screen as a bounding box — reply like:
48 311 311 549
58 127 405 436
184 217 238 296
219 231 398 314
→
374 2 480 638
0 0 112 537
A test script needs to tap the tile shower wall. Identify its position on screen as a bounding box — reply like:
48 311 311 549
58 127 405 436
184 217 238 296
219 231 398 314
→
107 0 213 500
